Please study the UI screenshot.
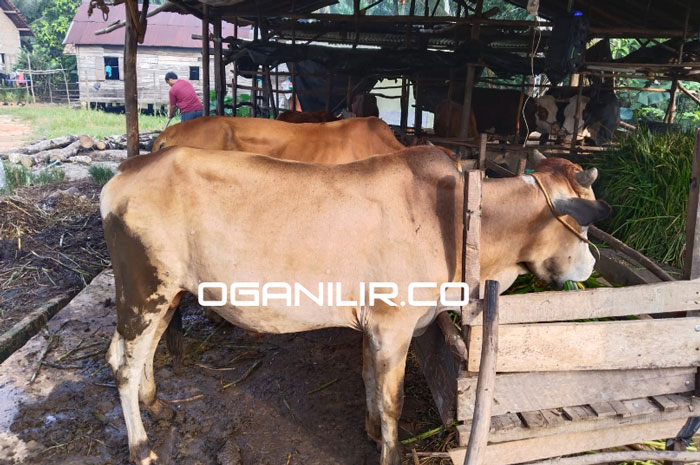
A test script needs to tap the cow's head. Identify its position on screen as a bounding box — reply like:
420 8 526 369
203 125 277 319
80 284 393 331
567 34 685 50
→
521 151 611 288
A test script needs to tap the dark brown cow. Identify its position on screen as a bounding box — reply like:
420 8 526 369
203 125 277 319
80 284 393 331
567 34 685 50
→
277 109 341 123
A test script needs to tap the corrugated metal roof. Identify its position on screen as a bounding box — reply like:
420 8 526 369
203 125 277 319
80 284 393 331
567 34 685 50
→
64 1 249 48
0 0 33 35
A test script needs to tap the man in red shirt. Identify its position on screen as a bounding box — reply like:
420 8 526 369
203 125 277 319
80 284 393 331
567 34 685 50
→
165 71 204 122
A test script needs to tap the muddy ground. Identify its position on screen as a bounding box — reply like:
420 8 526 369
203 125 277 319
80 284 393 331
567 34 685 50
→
0 271 454 465
0 180 108 336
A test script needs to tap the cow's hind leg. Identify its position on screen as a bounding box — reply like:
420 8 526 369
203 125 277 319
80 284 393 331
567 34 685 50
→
365 310 417 465
362 333 381 444
139 291 185 420
107 289 179 465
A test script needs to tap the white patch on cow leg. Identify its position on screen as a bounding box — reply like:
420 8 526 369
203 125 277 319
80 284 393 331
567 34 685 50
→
139 316 175 420
362 333 381 444
108 319 163 465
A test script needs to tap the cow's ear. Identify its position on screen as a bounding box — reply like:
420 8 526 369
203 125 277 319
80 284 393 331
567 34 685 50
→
553 198 612 226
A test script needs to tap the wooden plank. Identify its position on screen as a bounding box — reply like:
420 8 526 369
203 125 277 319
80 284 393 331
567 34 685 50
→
412 320 459 426
450 418 689 465
622 397 658 416
461 170 482 342
562 406 592 422
467 318 700 372
201 4 210 116
652 395 681 412
684 129 700 280
608 400 632 417
458 368 695 419
590 402 617 418
462 279 700 325
540 409 565 427
520 410 547 429
457 397 699 446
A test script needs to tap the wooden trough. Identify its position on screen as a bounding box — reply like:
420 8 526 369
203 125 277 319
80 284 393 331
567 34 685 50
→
414 129 700 464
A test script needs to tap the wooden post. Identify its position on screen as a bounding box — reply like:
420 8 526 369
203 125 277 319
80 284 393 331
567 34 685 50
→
61 65 70 105
124 0 139 157
665 79 679 124
461 170 482 338
48 76 53 104
400 77 409 133
290 62 297 111
478 133 487 170
458 0 483 140
413 74 423 137
346 75 353 112
202 4 210 116
570 76 585 154
325 71 332 112
231 16 238 116
683 129 700 280
463 279 499 465
26 55 36 104
213 15 224 116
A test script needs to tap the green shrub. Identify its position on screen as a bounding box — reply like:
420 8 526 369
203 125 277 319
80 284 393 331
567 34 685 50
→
88 164 115 185
590 126 694 268
1 161 65 193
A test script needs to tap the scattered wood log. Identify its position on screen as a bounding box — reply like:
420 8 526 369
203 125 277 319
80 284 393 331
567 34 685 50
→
79 135 108 151
5 135 77 156
37 140 83 164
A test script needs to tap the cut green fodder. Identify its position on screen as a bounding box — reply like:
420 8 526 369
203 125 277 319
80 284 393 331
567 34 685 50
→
590 126 694 268
88 165 114 186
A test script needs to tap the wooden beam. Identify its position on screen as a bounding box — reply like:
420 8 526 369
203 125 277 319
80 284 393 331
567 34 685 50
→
124 0 139 157
684 129 700 280
463 280 499 465
449 418 690 465
457 368 695 419
467 317 700 372
678 81 700 107
400 77 408 132
213 16 224 115
462 279 699 326
665 79 679 123
527 451 700 465
202 4 210 116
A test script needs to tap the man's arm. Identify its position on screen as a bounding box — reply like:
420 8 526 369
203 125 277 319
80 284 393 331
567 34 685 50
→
168 87 177 118
168 104 177 118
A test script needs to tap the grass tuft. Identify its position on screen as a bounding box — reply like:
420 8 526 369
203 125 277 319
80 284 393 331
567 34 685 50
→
1 161 65 193
589 126 694 268
88 165 115 186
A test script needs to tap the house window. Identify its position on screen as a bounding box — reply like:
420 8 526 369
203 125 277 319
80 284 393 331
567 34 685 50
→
104 57 120 80
189 66 199 81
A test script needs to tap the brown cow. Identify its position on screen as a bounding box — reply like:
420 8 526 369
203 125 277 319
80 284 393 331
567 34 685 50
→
152 116 406 163
101 146 609 465
277 109 341 123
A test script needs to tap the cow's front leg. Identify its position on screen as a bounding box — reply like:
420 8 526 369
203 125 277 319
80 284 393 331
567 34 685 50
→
366 313 415 465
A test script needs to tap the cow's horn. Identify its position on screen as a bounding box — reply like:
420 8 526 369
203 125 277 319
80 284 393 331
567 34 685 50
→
530 149 546 165
576 167 598 188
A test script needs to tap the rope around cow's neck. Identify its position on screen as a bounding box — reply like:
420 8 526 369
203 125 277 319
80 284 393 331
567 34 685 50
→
529 172 601 261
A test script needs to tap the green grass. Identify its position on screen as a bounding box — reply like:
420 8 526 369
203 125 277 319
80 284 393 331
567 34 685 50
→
2 161 65 193
0 104 169 139
88 164 115 185
589 126 694 268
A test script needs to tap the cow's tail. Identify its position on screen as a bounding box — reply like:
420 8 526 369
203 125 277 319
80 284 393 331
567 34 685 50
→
165 307 184 373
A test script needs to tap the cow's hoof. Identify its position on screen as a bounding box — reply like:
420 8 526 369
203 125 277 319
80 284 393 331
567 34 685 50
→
130 441 160 465
146 398 175 421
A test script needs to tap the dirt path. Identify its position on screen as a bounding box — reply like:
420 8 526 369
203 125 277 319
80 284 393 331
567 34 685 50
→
0 114 31 152
0 271 451 465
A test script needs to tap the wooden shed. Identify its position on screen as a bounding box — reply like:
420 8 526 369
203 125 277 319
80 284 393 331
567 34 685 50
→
0 0 32 75
62 1 245 107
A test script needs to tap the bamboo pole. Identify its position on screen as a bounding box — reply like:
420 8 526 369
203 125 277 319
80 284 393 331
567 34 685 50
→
400 77 409 132
528 451 700 465
683 129 700 281
570 76 584 154
202 4 210 116
462 279 499 465
26 54 36 104
413 74 422 137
